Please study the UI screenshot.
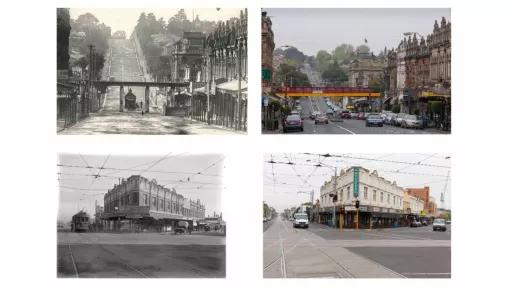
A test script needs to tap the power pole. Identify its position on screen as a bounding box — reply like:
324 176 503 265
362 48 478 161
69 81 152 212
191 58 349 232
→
333 167 337 228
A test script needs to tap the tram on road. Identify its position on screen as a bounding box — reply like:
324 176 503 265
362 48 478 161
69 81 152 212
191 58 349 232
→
71 211 90 232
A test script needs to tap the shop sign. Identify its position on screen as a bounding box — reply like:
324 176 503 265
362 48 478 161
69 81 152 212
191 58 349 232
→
353 167 360 198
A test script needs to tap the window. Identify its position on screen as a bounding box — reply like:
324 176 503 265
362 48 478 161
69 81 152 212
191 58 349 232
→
160 199 163 209
364 186 368 200
347 187 350 200
152 197 156 207
144 194 148 205
373 190 377 201
340 189 344 201
380 192 384 202
167 201 170 210
387 194 390 204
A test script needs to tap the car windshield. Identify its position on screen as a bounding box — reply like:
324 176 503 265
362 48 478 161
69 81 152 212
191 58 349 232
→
287 115 301 121
434 219 445 224
368 114 380 119
295 214 308 220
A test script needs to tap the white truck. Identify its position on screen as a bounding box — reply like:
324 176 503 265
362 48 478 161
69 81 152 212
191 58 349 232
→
293 213 309 228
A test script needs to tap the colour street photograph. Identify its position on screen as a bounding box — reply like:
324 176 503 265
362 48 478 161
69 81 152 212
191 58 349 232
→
57 8 247 134
263 153 451 278
262 9 451 134
57 153 226 278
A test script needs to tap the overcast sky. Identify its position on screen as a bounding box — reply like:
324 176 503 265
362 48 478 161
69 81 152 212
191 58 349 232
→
70 8 243 36
265 8 451 56
264 153 451 213
58 153 224 223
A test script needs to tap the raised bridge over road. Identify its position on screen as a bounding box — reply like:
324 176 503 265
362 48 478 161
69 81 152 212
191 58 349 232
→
275 87 381 97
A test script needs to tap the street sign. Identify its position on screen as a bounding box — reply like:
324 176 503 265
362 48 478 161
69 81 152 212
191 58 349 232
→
262 69 272 81
353 167 360 198
263 96 269 107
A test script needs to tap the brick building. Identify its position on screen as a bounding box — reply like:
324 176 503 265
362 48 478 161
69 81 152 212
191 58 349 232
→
261 11 275 93
101 175 205 231
405 186 437 216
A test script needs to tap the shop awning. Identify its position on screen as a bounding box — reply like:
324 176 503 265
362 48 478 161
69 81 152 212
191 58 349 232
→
216 79 248 93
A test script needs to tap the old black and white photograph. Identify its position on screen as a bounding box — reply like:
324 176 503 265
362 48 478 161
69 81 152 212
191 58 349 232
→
57 8 247 134
57 153 226 278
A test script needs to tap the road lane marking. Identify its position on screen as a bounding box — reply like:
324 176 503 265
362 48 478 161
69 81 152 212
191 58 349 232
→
332 122 356 134
67 244 79 278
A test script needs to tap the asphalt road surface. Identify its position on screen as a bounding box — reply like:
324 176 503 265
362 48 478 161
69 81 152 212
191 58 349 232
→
57 232 225 278
263 218 450 278
286 96 446 134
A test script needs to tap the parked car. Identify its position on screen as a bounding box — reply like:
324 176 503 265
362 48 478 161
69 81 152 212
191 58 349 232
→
421 220 429 226
293 213 309 228
366 113 384 127
350 112 358 119
356 112 366 120
433 218 447 231
446 220 451 225
340 110 351 119
283 114 304 133
402 114 423 129
385 113 396 125
394 113 406 126
410 220 422 227
315 114 329 124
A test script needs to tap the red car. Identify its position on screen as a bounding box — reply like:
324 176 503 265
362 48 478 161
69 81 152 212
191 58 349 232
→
356 112 366 120
340 110 351 119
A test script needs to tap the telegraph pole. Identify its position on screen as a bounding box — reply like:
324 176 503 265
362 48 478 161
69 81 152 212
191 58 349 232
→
87 44 94 117
333 167 337 229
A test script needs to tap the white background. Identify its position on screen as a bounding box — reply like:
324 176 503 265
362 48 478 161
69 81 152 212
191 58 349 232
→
1 0 512 287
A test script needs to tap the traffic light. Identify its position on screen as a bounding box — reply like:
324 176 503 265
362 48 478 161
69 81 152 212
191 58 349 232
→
355 200 360 209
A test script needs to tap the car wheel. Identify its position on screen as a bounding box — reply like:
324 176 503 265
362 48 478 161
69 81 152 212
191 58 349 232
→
300 127 304 132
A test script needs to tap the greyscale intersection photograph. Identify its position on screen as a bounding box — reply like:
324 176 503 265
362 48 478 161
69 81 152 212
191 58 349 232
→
57 153 226 278
57 8 247 134
263 153 451 278
262 8 451 134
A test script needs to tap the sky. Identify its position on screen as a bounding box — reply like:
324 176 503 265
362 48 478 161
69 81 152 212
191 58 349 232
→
58 153 224 223
69 8 243 36
264 153 451 213
265 8 451 56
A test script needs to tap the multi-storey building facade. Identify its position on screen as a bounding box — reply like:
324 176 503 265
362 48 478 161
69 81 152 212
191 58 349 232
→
405 186 438 216
347 51 386 110
319 167 406 229
404 192 425 216
261 11 274 94
385 17 451 129
101 175 205 231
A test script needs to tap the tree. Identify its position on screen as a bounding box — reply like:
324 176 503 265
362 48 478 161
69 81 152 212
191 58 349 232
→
315 50 332 72
332 44 355 64
275 63 311 87
321 63 348 85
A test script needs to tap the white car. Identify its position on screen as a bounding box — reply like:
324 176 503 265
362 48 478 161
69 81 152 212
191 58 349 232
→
293 213 309 228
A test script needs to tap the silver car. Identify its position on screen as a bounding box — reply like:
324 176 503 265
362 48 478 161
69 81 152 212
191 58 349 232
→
402 114 423 129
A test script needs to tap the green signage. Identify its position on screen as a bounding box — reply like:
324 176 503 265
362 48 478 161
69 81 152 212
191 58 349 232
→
353 167 360 198
262 69 272 81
